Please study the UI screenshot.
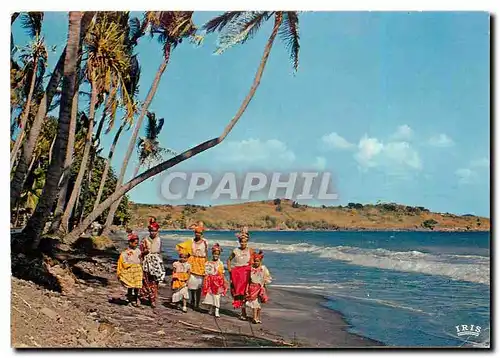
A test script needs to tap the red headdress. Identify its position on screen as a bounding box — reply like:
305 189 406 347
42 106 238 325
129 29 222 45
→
251 250 264 261
235 226 249 241
148 220 160 232
128 232 139 241
211 243 222 253
194 225 204 234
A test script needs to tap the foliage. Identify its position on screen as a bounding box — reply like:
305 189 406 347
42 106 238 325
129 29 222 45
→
422 219 438 230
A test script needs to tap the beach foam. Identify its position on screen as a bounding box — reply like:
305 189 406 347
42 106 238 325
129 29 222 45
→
161 234 490 285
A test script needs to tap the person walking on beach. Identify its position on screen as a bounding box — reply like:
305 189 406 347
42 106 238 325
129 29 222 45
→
246 250 272 324
117 232 143 307
176 222 208 310
171 252 191 313
139 218 166 308
227 227 254 320
202 243 228 317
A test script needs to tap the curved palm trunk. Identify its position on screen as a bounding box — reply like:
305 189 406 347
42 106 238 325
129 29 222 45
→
22 12 84 247
64 14 283 243
10 48 66 207
59 82 98 234
92 119 127 212
10 57 39 170
102 44 171 233
48 91 79 233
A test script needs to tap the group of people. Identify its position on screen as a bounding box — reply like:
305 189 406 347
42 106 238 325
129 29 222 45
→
116 220 272 324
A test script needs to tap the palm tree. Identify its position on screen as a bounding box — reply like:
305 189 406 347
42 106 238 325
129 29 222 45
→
10 12 95 211
92 58 140 212
134 111 174 177
88 14 143 216
10 12 47 170
58 13 133 234
22 11 86 247
64 11 300 243
102 11 199 232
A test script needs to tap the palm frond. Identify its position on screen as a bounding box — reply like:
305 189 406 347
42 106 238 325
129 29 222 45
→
279 11 300 72
20 12 44 38
214 12 272 55
203 11 244 33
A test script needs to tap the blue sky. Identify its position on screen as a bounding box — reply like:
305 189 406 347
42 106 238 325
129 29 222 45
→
12 11 490 216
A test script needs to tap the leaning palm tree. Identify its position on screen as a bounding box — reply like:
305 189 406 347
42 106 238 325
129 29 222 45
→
22 11 86 246
10 12 47 170
58 13 133 234
102 11 199 232
64 11 301 243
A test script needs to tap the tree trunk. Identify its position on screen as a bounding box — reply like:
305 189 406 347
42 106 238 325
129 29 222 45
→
92 119 127 212
22 12 84 248
10 49 65 207
10 57 39 170
59 82 98 234
64 15 282 243
10 13 94 209
48 91 79 233
102 45 171 233
76 98 108 223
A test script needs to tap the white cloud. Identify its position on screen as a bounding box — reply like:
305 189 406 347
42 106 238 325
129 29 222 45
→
392 124 413 141
455 168 478 184
429 133 454 147
354 135 422 172
470 157 490 168
313 156 327 170
220 138 296 165
321 132 355 150
355 136 384 168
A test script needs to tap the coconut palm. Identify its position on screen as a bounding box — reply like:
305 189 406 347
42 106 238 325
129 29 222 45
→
64 11 300 243
102 11 199 231
22 11 87 247
134 111 176 177
10 12 48 170
10 12 96 213
58 13 134 234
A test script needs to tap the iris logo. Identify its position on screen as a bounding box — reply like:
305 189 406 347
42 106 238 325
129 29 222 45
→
455 324 481 337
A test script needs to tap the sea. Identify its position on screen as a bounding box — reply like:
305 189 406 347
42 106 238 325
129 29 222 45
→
154 230 490 347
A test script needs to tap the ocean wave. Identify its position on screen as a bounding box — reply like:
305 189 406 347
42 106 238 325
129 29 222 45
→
160 234 490 285
331 293 433 315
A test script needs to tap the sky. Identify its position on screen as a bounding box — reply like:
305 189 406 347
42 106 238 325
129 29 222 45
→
11 11 491 217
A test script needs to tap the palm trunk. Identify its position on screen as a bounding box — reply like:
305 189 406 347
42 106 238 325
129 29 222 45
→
76 98 108 223
48 91 79 233
102 44 171 233
10 57 39 170
10 48 66 207
10 13 94 209
64 15 283 243
92 119 127 212
22 12 84 247
59 82 98 234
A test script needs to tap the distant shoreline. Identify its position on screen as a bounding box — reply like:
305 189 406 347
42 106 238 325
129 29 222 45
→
127 200 490 233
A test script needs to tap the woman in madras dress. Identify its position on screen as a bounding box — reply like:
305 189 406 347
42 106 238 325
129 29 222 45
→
139 219 166 308
202 243 228 317
227 227 255 320
176 222 208 310
117 233 143 307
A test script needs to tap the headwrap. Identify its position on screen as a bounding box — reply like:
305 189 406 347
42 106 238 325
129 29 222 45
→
211 243 222 253
251 250 264 261
148 221 160 232
235 226 249 241
128 232 139 241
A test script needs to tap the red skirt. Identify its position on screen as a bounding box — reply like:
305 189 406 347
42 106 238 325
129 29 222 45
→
202 275 228 296
230 265 251 308
246 283 268 303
